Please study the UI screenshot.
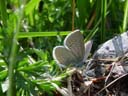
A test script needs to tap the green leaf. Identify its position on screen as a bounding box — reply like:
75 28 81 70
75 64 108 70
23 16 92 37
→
25 0 41 15
0 70 7 80
18 61 49 72
32 48 48 61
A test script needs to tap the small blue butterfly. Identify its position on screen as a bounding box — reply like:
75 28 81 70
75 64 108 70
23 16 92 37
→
53 30 93 67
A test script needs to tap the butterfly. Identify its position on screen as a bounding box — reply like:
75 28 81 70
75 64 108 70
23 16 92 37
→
53 30 93 67
93 31 128 59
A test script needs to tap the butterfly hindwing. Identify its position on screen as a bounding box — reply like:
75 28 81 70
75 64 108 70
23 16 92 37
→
53 46 77 66
83 40 93 62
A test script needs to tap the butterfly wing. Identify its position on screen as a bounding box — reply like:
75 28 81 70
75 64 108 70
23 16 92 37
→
53 46 78 66
83 40 93 62
64 30 85 63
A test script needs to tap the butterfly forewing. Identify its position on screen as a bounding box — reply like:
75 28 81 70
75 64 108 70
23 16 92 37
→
64 30 85 62
53 46 78 66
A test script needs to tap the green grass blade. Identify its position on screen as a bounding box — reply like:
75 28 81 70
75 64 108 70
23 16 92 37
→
0 31 70 39
18 31 69 38
0 0 7 26
101 0 107 42
122 0 128 32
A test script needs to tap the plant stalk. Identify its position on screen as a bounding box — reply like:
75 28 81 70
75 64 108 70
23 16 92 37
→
7 5 24 96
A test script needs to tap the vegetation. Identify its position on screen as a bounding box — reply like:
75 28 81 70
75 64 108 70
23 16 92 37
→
0 0 128 96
